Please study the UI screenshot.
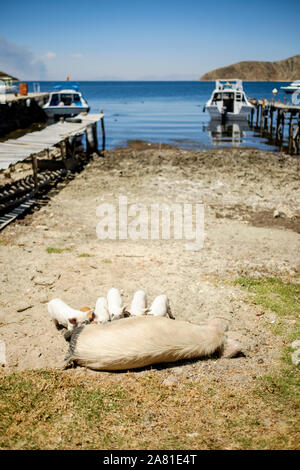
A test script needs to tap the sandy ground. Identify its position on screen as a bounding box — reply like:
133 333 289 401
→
0 145 299 388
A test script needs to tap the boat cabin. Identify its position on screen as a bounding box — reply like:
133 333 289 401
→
49 91 82 107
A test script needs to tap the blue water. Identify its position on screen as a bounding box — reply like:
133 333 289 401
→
28 81 292 151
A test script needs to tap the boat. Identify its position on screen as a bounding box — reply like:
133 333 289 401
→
0 76 18 94
280 81 300 94
204 79 253 121
43 84 90 118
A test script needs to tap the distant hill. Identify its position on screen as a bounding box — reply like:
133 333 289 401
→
0 71 19 81
199 55 300 81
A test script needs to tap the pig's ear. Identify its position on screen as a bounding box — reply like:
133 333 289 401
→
80 306 91 312
69 317 78 325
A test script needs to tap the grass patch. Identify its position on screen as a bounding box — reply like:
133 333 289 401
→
234 277 300 319
46 247 72 254
235 277 300 344
78 253 92 258
0 369 299 450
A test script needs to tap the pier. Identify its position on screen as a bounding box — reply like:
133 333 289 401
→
0 92 50 137
0 112 105 230
248 99 300 155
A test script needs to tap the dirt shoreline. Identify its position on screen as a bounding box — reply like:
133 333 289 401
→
0 145 299 387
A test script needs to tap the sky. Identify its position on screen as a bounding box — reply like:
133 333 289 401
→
0 0 299 80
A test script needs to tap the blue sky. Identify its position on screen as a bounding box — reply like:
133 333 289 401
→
0 0 299 80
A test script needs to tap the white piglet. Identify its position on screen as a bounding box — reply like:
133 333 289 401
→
148 295 175 319
107 288 128 321
94 297 111 324
130 290 148 316
48 298 93 331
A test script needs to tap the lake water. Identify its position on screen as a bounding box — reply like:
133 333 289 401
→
28 81 292 151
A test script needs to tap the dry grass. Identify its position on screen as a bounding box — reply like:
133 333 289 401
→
0 367 299 450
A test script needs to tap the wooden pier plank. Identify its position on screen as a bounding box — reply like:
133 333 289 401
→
0 113 104 169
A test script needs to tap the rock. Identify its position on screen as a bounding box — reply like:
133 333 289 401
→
186 432 199 438
162 375 179 387
291 340 300 349
274 205 296 219
291 350 300 366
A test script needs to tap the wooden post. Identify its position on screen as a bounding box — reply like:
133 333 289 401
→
260 103 264 136
92 122 98 152
256 104 260 128
276 109 281 143
100 109 105 152
269 106 274 135
60 139 66 161
85 126 92 157
288 112 294 155
250 107 254 127
32 155 38 192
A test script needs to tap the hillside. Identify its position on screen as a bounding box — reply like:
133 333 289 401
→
199 55 300 81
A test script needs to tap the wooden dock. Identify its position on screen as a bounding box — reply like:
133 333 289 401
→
248 99 300 155
0 112 105 170
0 92 49 105
0 111 105 230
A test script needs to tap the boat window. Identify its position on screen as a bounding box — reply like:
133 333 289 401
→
60 94 73 105
236 93 242 101
212 93 222 102
73 94 80 102
50 93 60 106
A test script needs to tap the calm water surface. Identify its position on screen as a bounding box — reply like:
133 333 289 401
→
28 81 292 151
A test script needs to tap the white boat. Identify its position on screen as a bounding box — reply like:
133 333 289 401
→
0 76 18 94
43 85 90 118
204 79 253 121
280 81 300 94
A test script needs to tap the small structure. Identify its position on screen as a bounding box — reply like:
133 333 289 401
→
0 76 18 94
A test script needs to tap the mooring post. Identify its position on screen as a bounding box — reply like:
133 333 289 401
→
100 109 106 152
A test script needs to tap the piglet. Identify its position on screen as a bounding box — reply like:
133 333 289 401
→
129 290 148 316
107 288 128 321
94 297 111 324
48 298 94 331
147 295 175 319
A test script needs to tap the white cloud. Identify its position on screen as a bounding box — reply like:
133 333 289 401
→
0 35 47 80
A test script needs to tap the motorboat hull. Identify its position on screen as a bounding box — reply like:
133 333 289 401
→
205 105 253 120
43 105 90 118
